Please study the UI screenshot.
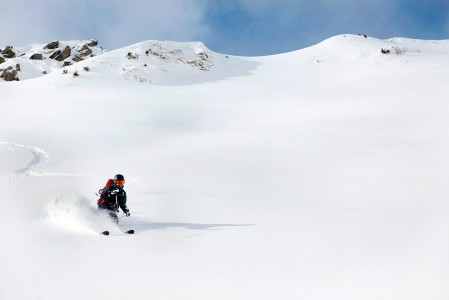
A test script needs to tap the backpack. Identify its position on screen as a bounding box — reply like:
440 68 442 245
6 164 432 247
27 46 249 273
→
97 179 114 204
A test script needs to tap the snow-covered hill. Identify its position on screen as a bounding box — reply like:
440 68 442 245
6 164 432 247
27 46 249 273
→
1 34 449 300
1 39 258 85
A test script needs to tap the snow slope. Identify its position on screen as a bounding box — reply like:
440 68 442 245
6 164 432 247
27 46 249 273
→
1 34 449 300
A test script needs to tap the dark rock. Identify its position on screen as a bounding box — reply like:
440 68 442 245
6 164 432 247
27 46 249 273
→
15 64 21 72
1 46 16 58
54 46 71 61
49 46 72 61
79 47 92 57
49 50 62 59
127 52 138 59
44 41 59 49
2 66 18 81
0 56 4 64
72 55 84 62
63 61 72 67
86 39 98 47
30 53 44 60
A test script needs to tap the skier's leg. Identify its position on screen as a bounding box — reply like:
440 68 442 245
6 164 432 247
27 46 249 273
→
108 210 119 223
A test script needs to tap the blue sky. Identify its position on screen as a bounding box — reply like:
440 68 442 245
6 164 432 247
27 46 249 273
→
2 0 448 56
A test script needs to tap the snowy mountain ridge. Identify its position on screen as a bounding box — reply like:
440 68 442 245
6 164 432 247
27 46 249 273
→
0 39 105 81
2 34 448 85
1 38 229 84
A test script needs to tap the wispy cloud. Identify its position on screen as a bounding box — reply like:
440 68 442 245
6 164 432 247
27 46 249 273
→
1 0 207 49
1 0 447 55
100 1 208 48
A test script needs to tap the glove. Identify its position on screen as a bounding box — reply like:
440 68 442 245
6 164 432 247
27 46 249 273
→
124 208 130 217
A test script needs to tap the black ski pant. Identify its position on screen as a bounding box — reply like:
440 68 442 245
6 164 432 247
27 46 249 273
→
98 205 119 223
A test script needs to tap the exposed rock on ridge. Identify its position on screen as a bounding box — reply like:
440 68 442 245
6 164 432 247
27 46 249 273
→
0 64 20 81
0 39 104 81
0 39 235 84
1 46 16 58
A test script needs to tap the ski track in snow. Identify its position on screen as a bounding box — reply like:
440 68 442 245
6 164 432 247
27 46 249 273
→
0 140 99 178
0 141 50 176
0 141 109 234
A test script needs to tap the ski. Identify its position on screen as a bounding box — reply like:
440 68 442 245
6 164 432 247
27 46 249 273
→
100 230 133 235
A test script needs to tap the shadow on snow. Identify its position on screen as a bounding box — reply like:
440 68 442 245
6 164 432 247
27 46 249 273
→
128 220 254 232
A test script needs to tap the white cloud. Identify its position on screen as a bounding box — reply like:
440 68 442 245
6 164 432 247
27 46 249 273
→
0 0 207 49
101 0 208 49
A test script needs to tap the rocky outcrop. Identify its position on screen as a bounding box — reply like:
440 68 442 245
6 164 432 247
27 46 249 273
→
1 46 16 58
72 44 93 62
54 46 71 61
49 50 61 59
30 53 43 60
49 46 71 61
1 65 19 81
72 54 84 62
86 39 98 47
145 43 214 71
79 44 93 56
0 38 105 82
44 41 59 50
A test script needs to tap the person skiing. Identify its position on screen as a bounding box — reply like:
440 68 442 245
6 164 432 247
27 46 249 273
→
97 174 130 223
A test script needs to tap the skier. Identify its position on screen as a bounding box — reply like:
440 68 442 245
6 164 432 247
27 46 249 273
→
97 174 130 223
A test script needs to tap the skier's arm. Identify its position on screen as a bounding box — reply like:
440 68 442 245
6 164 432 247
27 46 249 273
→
118 190 130 216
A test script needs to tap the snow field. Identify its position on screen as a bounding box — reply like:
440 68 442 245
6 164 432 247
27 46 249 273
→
1 34 449 299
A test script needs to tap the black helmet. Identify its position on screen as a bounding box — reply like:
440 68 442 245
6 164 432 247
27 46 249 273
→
114 174 125 181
